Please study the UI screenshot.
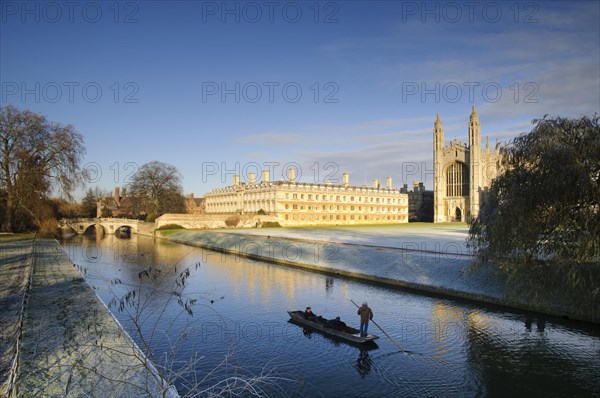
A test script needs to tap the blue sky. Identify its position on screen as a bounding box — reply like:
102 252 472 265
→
1 1 599 198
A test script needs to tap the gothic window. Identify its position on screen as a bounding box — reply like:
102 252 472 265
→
446 162 469 197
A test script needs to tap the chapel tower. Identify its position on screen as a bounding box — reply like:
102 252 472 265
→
433 106 502 223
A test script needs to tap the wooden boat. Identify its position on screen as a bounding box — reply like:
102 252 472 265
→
287 310 379 344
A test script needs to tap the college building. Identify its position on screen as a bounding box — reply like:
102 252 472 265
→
203 168 409 226
433 106 503 222
203 106 501 226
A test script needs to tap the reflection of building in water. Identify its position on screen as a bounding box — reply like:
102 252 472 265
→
204 169 409 226
467 310 495 334
207 251 326 304
433 106 503 222
428 300 466 354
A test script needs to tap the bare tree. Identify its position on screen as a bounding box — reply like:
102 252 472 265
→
66 261 295 397
0 105 85 232
128 161 186 217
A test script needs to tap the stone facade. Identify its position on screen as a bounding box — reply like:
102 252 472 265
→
156 213 279 229
433 106 503 222
98 188 205 218
204 169 409 226
401 181 434 222
96 187 135 218
185 193 205 214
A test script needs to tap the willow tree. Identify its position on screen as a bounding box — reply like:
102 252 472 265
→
128 160 185 217
468 115 600 308
0 105 85 232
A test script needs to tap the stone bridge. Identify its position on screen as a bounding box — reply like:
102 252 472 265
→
60 218 149 235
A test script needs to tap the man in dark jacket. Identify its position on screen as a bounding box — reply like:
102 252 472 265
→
328 316 347 331
357 302 373 337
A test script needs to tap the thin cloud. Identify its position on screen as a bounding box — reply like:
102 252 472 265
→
237 133 300 145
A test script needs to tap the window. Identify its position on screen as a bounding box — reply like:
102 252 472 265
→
446 162 469 197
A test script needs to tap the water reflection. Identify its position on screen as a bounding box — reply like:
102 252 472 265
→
326 277 334 295
524 316 546 334
355 350 373 377
464 309 600 397
61 233 600 398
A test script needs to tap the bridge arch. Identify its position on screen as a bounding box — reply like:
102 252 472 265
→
115 225 133 238
83 224 106 235
61 218 146 236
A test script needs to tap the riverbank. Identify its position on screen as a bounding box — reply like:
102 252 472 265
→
157 225 599 324
0 235 177 397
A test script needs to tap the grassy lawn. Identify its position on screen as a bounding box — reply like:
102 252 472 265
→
156 228 185 237
0 235 35 389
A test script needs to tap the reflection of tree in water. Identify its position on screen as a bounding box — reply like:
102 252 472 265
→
465 317 597 397
524 316 546 334
355 350 373 377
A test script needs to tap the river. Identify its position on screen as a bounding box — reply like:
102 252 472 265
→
61 233 600 398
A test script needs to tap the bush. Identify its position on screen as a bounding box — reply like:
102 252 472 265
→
146 213 159 223
156 224 184 231
224 216 240 227
261 222 281 228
